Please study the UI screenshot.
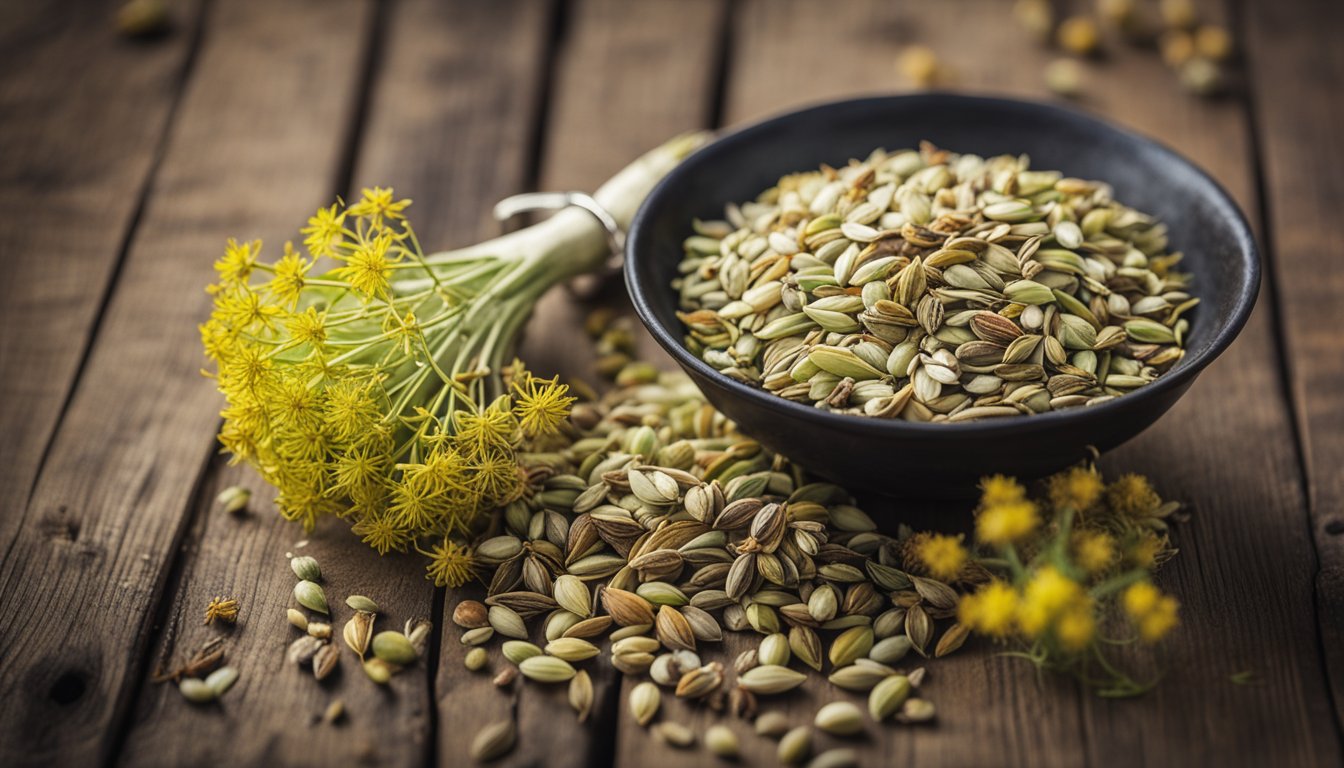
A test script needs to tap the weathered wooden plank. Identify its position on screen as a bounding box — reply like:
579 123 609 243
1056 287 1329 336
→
335 1 562 765
119 464 435 767
1241 0 1344 735
667 0 1339 766
538 0 728 193
353 1 605 765
118 0 571 764
1044 0 1338 759
706 3 1091 765
0 2 374 766
0 0 200 551
408 1 729 764
522 2 730 765
353 0 554 249
525 0 730 378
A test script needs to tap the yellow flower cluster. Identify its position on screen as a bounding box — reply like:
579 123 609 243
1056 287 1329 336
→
976 499 1040 546
955 463 1181 692
1017 566 1095 650
913 533 968 581
974 475 1039 546
201 191 575 587
1123 581 1180 642
1072 530 1117 574
957 580 1018 637
1047 465 1104 512
959 567 1096 651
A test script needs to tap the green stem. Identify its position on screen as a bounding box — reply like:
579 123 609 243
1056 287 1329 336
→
1003 545 1026 581
372 133 709 431
1090 569 1148 599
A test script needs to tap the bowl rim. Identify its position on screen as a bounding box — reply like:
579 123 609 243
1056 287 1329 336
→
625 92 1261 439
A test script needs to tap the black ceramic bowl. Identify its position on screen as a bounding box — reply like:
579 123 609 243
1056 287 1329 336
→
626 94 1259 494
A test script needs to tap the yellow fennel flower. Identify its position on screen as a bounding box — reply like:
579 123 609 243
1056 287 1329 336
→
1072 530 1116 574
470 449 524 506
274 476 333 533
268 374 323 432
958 580 1019 637
333 443 389 502
388 475 439 532
215 287 284 334
977 499 1039 546
1123 582 1161 619
337 229 396 298
268 242 310 307
1106 473 1162 519
915 533 968 581
301 203 346 258
513 375 575 437
415 447 470 496
423 538 475 588
980 474 1026 507
1055 604 1096 651
1018 566 1085 637
285 306 328 348
1127 531 1164 568
348 186 411 226
1124 581 1179 641
1049 465 1103 511
454 399 519 458
353 513 411 555
199 318 234 362
220 345 273 395
214 238 261 287
1138 596 1180 642
322 379 381 441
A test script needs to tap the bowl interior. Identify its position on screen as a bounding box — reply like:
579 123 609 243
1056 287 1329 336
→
627 94 1258 408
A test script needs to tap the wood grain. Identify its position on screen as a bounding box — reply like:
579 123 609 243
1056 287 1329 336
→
353 0 555 249
0 0 200 554
119 465 436 767
522 0 730 381
326 0 563 764
537 0 729 193
698 0 1339 765
525 3 730 763
358 1 563 762
1240 0 1344 735
120 0 566 765
0 2 374 765
713 3 1085 764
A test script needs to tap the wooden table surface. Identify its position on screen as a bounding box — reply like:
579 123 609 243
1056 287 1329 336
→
2 0 1341 766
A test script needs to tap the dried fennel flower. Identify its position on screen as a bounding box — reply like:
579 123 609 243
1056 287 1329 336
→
203 596 240 625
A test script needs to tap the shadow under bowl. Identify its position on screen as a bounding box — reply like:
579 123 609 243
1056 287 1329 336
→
626 93 1259 496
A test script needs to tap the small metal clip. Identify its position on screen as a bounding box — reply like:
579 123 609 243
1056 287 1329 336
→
493 191 626 289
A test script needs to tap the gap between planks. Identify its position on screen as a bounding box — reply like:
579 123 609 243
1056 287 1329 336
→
116 3 400 763
0 0 204 564
1233 0 1344 743
451 1 734 765
15 0 211 526
0 1 382 766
